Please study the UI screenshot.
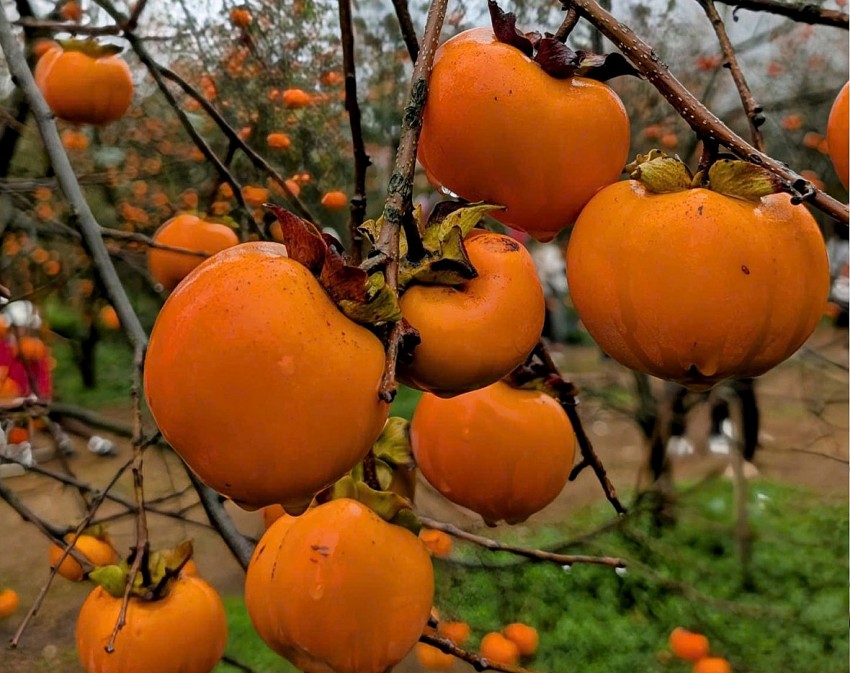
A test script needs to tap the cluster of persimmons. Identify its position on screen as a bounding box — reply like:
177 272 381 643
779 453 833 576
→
2 2 847 673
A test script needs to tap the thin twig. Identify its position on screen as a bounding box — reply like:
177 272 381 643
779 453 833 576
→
375 0 448 400
696 0 765 151
554 6 580 41
338 0 371 260
391 0 420 61
123 0 148 31
563 0 849 224
9 458 132 648
107 346 149 652
418 516 627 568
714 0 848 28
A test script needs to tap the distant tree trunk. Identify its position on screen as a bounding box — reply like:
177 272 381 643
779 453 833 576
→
633 372 675 526
76 322 100 389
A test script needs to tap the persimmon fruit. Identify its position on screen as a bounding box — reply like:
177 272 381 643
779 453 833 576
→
669 627 710 661
144 243 390 512
35 44 133 125
320 190 348 210
420 528 453 558
480 632 520 666
567 181 829 390
49 533 118 582
245 498 434 673
418 27 630 241
827 82 849 188
503 623 539 657
399 231 545 396
416 643 454 670
411 381 576 525
76 575 227 673
693 657 732 673
0 588 19 619
148 214 239 291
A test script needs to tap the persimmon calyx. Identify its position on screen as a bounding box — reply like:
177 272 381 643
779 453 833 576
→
266 204 401 326
56 39 123 58
487 0 640 81
330 475 420 533
88 540 194 600
349 417 415 507
628 150 782 201
359 201 501 291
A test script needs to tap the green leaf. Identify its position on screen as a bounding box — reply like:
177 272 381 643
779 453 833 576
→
422 203 503 252
707 159 781 201
338 272 402 325
89 565 128 598
330 475 418 531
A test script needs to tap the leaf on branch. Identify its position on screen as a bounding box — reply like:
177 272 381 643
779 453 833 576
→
372 417 415 469
573 52 642 81
338 272 402 325
89 564 128 599
320 243 369 304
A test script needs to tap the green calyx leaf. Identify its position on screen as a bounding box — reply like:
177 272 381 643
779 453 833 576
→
627 150 693 193
89 564 128 599
337 271 402 325
372 417 414 469
330 475 420 533
56 39 124 58
706 159 781 201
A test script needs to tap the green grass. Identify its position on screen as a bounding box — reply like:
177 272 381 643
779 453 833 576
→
215 479 847 673
50 338 135 408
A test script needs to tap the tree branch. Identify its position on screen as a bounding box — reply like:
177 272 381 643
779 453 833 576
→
391 0 420 62
564 0 849 224
714 0 848 28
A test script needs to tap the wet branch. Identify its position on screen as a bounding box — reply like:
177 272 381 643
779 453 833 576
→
391 0 420 61
714 0 849 28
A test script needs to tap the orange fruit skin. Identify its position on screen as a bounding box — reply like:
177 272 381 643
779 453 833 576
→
148 214 239 291
827 82 849 189
410 381 576 525
320 191 348 210
144 243 389 511
418 27 630 242
399 231 545 397
49 534 118 582
503 623 539 657
98 305 120 330
34 48 133 125
7 426 29 444
230 8 252 27
693 657 732 673
282 88 313 108
480 632 520 665
76 576 227 673
439 621 471 645
669 627 710 661
566 182 830 390
261 504 287 529
415 643 454 670
419 529 453 558
0 588 19 619
245 499 434 673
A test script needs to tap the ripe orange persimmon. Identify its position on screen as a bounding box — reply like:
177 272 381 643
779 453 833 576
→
503 623 539 657
144 243 389 511
242 185 269 206
18 336 47 361
76 575 227 673
49 533 118 582
148 214 239 291
35 44 133 125
399 231 544 396
439 621 471 645
320 190 348 210
669 627 710 661
267 132 291 150
261 504 286 529
415 643 454 670
230 7 252 28
245 499 434 673
693 657 732 673
480 632 520 666
98 305 120 330
567 182 830 390
282 88 313 108
418 27 630 241
411 381 575 525
420 528 453 558
827 82 848 188
32 39 59 59
60 1 82 21
0 588 19 619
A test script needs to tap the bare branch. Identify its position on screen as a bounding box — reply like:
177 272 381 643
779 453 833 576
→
564 0 849 224
391 0 420 62
714 0 848 28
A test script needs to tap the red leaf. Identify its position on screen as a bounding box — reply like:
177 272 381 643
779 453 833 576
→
265 204 326 274
533 36 581 79
319 242 369 304
488 0 535 57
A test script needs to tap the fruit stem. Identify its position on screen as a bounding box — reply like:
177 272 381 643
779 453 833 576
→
554 6 580 42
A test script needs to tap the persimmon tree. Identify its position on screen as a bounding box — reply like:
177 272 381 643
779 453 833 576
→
0 0 846 672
